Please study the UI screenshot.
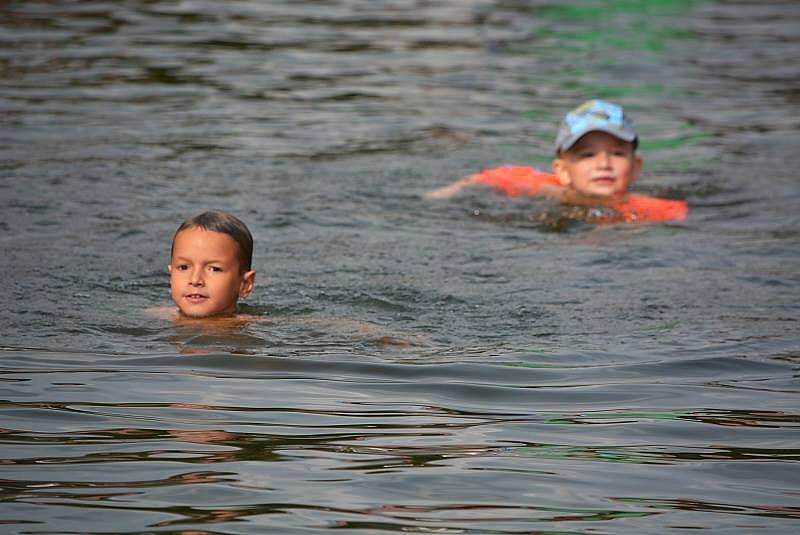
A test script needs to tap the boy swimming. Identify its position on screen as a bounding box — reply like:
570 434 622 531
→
167 210 256 318
154 210 422 349
424 99 688 223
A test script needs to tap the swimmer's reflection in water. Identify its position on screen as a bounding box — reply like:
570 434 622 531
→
147 210 422 354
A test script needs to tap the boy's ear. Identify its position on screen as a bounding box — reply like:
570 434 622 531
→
630 155 643 185
167 264 173 274
552 158 572 187
239 270 256 298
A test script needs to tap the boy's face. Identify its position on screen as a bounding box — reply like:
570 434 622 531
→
552 131 642 198
168 227 255 318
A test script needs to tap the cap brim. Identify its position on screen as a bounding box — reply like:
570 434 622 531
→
556 126 637 153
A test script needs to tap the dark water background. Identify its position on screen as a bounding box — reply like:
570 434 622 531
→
2 0 799 533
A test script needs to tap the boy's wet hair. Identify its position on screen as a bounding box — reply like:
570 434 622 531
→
172 210 253 272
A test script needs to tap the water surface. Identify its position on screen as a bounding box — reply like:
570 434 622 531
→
1 0 799 533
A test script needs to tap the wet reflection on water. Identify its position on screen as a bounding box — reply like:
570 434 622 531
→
2 0 800 533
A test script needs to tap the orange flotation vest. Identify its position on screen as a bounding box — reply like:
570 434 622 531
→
472 165 688 223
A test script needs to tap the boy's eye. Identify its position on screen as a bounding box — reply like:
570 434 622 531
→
176 264 189 271
209 266 223 273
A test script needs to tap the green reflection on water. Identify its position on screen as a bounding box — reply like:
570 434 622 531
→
514 444 669 464
541 26 693 53
520 0 707 55
540 0 705 19
560 82 667 99
513 0 709 141
641 132 707 151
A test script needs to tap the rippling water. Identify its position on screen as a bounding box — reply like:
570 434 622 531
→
2 1 799 533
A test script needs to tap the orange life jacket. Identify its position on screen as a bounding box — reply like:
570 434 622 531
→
472 165 688 223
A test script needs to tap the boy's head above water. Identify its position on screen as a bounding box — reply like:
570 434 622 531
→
552 99 642 198
168 210 256 318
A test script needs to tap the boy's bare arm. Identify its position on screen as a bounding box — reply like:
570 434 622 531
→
423 174 481 199
427 175 577 202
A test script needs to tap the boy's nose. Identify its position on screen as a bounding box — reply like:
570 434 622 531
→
189 269 205 286
595 151 612 167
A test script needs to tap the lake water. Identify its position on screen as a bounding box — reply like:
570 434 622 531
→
2 0 799 533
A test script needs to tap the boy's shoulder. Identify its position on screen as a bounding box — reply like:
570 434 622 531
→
472 165 561 197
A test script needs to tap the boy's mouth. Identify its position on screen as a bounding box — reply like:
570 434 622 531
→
592 176 616 184
185 293 209 303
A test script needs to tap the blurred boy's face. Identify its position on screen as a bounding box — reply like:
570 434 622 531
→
168 227 255 318
552 131 641 198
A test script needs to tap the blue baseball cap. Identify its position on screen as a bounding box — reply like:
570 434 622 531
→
554 99 638 154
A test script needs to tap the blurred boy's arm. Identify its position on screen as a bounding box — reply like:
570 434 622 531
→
302 316 431 347
423 174 481 199
424 174 620 206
